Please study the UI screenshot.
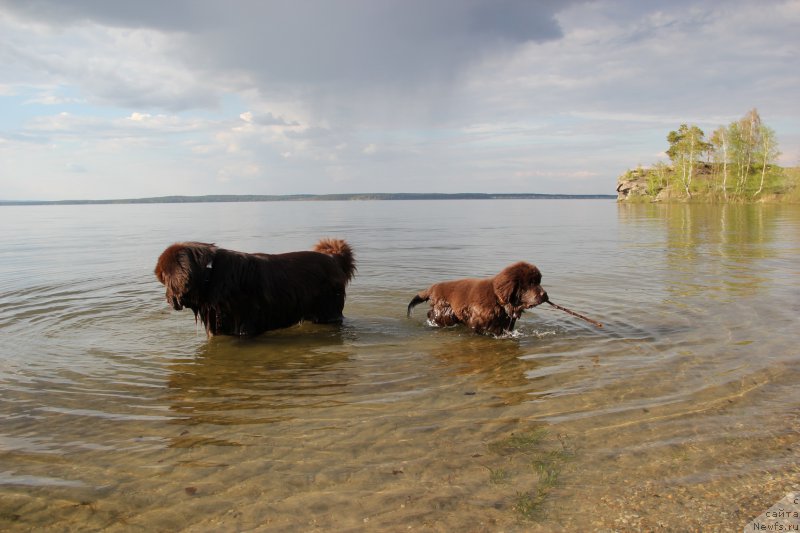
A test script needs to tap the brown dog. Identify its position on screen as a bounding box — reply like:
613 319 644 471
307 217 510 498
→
155 239 355 336
407 262 548 336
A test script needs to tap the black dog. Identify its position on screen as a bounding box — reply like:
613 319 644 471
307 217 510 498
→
155 239 355 336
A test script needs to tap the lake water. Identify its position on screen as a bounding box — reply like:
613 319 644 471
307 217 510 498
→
1 200 798 531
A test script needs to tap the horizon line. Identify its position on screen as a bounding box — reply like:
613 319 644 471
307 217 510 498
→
0 192 616 206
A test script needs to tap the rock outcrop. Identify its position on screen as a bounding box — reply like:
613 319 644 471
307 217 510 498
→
616 167 655 201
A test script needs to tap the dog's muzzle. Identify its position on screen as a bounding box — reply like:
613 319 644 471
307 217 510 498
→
525 290 549 308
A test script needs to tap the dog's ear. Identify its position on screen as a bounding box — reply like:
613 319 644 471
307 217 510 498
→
493 262 541 305
156 244 185 285
493 265 520 305
155 242 216 289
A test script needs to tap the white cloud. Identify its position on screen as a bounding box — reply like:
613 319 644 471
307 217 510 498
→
23 92 83 105
65 162 87 173
216 163 262 184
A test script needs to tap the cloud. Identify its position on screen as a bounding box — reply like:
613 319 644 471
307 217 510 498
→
20 111 213 141
0 0 579 116
216 162 261 183
6 1 796 127
0 0 798 200
2 1 573 80
239 111 297 127
0 12 222 111
458 1 800 122
65 162 87 173
23 92 83 105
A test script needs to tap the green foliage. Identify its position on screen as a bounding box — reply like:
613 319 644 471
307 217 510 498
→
513 490 547 521
488 467 510 484
666 124 711 163
645 164 660 196
666 124 712 199
487 428 547 455
620 108 795 202
486 429 573 522
509 446 569 521
785 167 800 201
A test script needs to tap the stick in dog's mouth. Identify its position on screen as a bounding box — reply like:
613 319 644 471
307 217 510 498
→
546 301 603 328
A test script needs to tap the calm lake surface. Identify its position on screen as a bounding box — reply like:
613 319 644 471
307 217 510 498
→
1 200 799 531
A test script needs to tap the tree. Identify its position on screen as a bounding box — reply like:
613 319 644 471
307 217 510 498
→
630 108 789 203
667 124 709 198
653 161 670 192
754 124 780 196
710 126 729 200
728 108 762 196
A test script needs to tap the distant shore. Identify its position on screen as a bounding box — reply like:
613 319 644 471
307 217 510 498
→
0 193 616 206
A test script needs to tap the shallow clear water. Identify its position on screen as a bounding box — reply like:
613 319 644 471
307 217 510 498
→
1 200 798 531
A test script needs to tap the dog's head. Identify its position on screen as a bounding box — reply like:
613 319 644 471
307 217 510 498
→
493 261 548 310
154 242 217 311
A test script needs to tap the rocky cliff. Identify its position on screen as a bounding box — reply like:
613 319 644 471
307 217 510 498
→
615 167 674 201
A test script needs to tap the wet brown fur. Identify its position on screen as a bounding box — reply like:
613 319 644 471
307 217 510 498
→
407 262 548 336
155 239 355 336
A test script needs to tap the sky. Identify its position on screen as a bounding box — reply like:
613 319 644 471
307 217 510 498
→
0 0 798 200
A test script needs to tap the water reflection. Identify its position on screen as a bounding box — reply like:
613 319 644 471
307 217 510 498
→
424 333 533 394
166 324 352 432
617 203 797 300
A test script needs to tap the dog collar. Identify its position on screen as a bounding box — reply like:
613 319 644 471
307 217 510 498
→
203 258 214 285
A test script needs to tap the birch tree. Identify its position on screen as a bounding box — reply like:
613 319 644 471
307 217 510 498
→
754 124 780 196
710 126 729 200
729 108 762 195
667 124 708 199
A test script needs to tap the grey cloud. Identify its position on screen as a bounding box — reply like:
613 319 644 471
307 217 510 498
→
284 126 334 140
1 0 577 87
0 0 214 31
247 112 298 127
194 1 576 88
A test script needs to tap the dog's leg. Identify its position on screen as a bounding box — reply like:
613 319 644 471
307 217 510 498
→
428 303 460 327
309 288 346 324
504 304 521 333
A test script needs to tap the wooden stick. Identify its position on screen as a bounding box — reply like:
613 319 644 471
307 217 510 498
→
547 301 603 328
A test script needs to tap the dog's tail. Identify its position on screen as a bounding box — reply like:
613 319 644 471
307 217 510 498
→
407 289 430 317
314 238 356 282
